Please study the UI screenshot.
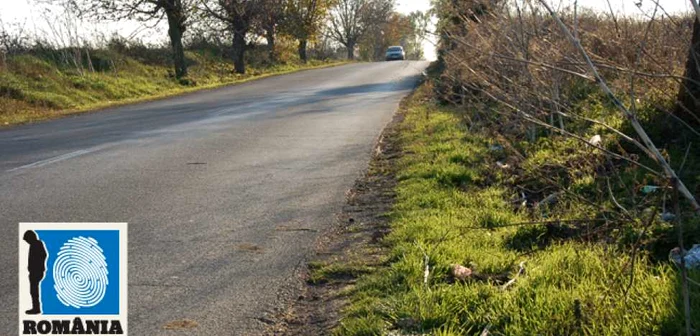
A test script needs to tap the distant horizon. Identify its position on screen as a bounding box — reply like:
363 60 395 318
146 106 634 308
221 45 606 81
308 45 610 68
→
0 0 438 60
0 0 694 62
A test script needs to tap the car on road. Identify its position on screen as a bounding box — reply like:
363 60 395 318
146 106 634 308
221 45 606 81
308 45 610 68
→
385 46 406 61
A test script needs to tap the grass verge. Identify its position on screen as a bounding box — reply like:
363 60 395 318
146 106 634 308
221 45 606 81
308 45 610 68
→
0 51 348 126
327 83 700 335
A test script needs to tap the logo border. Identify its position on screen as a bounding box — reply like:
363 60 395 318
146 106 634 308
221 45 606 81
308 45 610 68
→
18 223 128 335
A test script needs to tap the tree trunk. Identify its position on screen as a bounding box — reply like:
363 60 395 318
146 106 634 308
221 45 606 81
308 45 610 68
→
165 9 187 79
232 28 247 74
265 27 276 63
298 39 308 63
346 41 355 60
374 45 381 61
676 18 700 127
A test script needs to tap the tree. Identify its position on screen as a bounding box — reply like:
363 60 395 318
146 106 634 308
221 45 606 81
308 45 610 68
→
283 0 331 62
259 0 285 62
328 0 393 60
406 11 429 59
201 0 262 74
359 11 422 61
65 0 192 78
675 17 700 127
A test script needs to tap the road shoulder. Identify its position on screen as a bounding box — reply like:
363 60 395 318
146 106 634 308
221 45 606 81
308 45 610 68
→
265 88 410 336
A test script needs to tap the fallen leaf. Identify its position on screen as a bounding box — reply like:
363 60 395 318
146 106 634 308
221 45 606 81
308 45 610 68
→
452 264 473 280
163 319 198 330
237 243 263 252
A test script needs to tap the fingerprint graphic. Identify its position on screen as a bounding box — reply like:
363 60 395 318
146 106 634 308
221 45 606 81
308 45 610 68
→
53 236 109 308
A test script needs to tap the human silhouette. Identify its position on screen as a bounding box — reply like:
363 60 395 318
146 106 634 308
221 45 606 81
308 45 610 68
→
23 230 47 315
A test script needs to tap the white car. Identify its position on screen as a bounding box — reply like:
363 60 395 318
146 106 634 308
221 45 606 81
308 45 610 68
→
385 46 406 61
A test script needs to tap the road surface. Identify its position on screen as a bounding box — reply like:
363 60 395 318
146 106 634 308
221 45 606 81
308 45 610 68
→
0 61 429 335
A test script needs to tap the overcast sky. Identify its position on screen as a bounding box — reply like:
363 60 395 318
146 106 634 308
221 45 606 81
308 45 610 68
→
0 0 694 62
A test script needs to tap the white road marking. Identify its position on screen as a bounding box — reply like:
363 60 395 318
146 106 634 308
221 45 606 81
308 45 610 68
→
7 148 101 172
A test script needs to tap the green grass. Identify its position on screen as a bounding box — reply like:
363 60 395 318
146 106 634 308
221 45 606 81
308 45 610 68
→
0 50 348 126
333 84 700 336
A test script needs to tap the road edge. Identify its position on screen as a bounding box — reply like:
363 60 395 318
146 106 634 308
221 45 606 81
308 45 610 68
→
263 84 420 335
1 61 354 129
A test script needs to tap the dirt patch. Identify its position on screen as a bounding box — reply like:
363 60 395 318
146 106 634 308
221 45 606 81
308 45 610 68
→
163 319 199 330
263 98 407 335
237 243 264 253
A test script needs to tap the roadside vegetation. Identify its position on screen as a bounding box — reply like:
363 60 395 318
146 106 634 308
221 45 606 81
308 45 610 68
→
0 38 356 125
0 40 343 125
332 83 699 335
0 0 429 126
310 1 700 335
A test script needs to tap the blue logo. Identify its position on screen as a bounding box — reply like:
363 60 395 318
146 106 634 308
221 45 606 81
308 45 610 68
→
19 223 127 335
37 230 119 315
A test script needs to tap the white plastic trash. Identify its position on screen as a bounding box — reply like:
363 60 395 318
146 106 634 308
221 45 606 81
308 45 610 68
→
670 244 700 269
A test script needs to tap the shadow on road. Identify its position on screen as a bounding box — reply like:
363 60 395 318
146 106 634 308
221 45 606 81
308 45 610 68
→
0 68 424 171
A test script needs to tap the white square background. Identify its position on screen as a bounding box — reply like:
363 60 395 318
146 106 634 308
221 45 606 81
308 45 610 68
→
18 223 128 335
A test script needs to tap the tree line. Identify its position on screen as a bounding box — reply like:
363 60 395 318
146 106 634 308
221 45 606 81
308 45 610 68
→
56 0 428 78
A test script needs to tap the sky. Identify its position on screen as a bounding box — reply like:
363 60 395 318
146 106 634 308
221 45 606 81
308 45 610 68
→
0 0 694 62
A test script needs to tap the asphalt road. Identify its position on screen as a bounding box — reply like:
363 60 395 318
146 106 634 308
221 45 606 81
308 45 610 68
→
0 61 429 335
